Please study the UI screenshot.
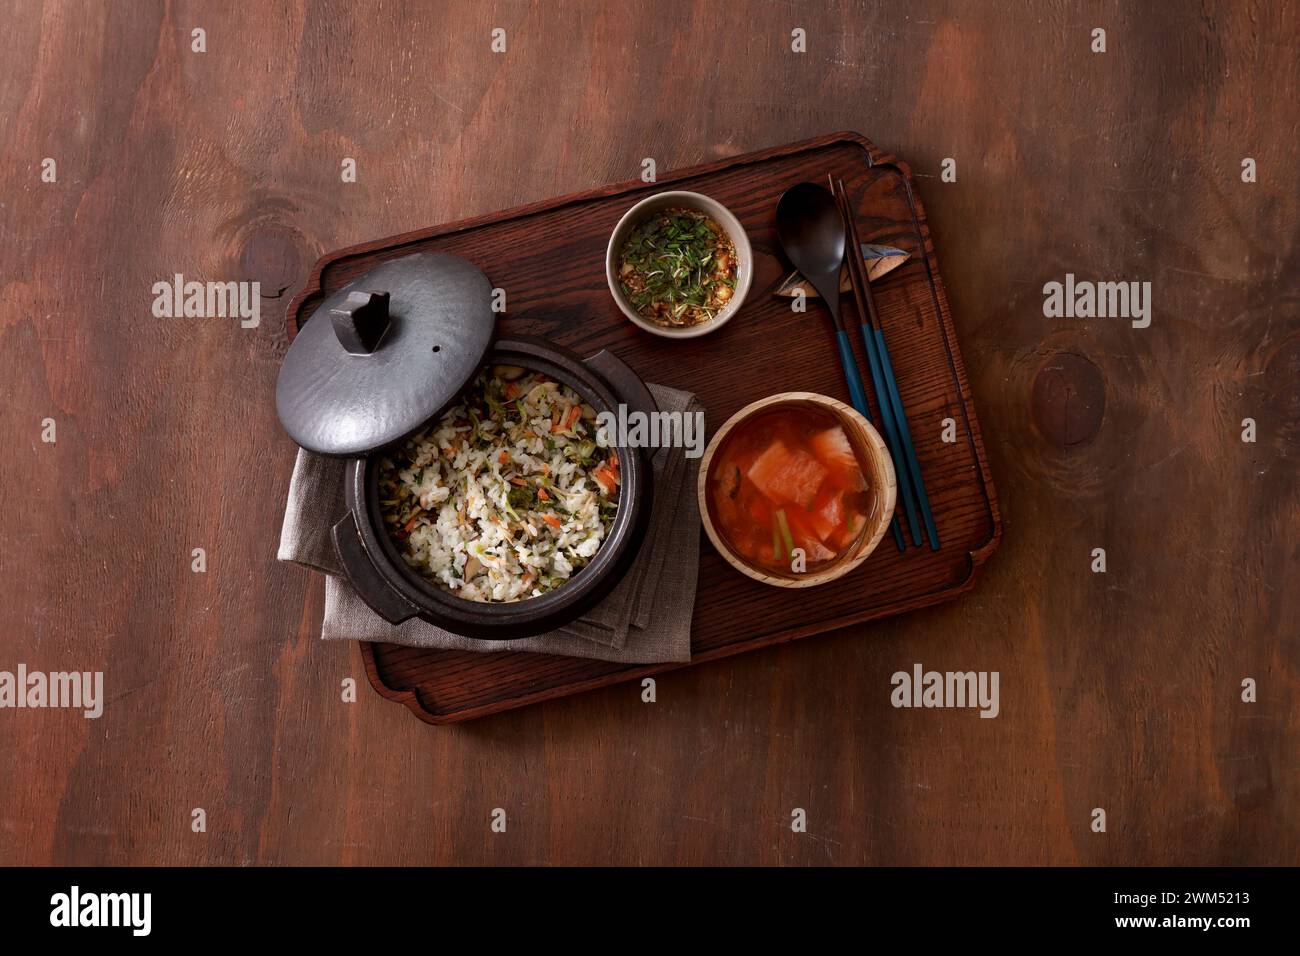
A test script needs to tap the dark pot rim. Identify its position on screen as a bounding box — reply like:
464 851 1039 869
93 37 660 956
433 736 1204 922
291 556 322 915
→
335 337 655 640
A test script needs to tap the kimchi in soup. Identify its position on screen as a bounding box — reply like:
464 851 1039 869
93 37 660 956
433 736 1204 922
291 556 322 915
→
706 405 876 574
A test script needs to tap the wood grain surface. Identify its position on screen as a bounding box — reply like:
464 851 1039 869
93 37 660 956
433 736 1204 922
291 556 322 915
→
0 0 1295 866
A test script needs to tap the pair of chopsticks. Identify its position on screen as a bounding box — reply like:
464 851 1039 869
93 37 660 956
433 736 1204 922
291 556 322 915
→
833 178 940 551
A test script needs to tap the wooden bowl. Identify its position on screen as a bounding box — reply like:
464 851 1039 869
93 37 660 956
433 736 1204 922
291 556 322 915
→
697 392 897 588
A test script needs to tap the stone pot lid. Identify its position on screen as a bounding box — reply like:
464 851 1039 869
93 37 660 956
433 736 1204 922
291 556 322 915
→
275 252 496 456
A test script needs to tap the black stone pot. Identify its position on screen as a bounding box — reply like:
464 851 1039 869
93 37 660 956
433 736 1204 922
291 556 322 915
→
330 337 657 640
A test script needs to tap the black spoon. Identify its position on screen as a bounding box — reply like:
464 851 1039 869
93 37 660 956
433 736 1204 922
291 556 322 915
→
775 183 871 418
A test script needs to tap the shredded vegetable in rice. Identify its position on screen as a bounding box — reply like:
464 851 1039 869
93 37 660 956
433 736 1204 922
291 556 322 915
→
378 365 621 602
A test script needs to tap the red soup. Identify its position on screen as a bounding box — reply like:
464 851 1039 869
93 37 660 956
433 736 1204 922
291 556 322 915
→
707 404 876 574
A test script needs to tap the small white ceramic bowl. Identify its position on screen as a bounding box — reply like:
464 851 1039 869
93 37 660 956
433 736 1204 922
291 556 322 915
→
605 190 752 339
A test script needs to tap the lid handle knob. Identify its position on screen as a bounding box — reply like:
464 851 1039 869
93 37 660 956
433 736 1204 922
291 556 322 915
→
331 290 391 355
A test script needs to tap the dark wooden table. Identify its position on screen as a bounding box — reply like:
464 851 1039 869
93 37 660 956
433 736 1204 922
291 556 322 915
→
1 0 1295 866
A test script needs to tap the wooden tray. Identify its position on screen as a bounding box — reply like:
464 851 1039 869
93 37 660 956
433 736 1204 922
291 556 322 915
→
285 132 1001 724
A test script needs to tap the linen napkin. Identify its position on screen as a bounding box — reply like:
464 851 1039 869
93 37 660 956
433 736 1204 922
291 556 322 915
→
277 384 702 664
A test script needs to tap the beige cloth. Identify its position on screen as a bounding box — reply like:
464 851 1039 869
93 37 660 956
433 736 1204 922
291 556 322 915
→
277 384 702 664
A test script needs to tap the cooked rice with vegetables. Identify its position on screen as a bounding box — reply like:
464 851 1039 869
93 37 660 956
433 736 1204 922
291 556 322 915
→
378 365 620 603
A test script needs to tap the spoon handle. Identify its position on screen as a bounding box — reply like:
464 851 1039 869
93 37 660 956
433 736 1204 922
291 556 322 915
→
835 329 870 421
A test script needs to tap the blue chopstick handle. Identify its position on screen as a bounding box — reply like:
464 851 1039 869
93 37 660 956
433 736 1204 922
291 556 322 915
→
860 324 923 547
835 330 870 421
875 328 940 550
837 329 905 552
